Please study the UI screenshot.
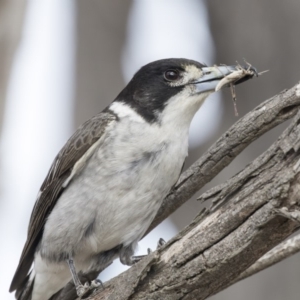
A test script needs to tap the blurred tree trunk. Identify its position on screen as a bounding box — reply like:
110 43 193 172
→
0 0 27 133
74 0 131 127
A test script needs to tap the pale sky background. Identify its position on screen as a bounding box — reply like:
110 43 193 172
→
0 0 219 298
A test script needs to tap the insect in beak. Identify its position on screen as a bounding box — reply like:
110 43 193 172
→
215 61 268 116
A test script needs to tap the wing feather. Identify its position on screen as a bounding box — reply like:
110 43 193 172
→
10 112 116 292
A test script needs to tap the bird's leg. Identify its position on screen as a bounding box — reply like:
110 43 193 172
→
66 258 101 298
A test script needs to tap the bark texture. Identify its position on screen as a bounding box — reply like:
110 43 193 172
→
235 233 300 284
84 83 300 300
148 83 300 233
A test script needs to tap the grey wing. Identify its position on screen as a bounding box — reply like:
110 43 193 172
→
10 111 116 292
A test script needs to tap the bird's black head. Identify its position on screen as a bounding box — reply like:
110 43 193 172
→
113 58 250 124
114 58 208 123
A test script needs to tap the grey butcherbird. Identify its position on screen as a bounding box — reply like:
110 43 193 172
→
10 58 256 300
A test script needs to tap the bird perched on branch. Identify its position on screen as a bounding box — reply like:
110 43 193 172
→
10 58 255 300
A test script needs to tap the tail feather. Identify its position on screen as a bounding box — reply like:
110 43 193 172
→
15 272 34 300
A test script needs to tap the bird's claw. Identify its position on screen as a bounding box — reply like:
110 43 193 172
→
131 238 166 263
76 279 103 298
91 279 103 289
76 282 90 298
131 255 146 264
157 238 166 249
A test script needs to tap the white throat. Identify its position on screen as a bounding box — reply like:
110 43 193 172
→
159 89 212 130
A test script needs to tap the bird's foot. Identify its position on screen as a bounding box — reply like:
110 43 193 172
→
76 282 90 298
76 279 103 298
67 258 104 298
130 254 148 264
131 238 166 264
157 237 166 249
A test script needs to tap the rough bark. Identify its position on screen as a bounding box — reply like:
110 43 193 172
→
84 83 300 300
235 233 300 283
148 83 300 233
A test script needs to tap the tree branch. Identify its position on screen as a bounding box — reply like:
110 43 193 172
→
81 84 300 300
236 233 300 283
147 82 300 233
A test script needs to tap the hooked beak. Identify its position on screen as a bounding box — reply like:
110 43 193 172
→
193 65 257 93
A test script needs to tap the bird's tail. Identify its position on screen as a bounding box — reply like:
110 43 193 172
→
14 272 34 300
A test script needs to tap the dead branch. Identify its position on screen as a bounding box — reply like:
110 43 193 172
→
148 83 300 233
78 84 300 300
236 233 300 283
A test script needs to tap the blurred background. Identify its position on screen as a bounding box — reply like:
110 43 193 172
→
1 0 300 299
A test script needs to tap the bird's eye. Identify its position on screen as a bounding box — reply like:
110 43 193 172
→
164 69 180 81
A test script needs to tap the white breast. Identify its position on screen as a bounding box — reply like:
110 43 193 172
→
41 105 190 271
79 116 188 252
